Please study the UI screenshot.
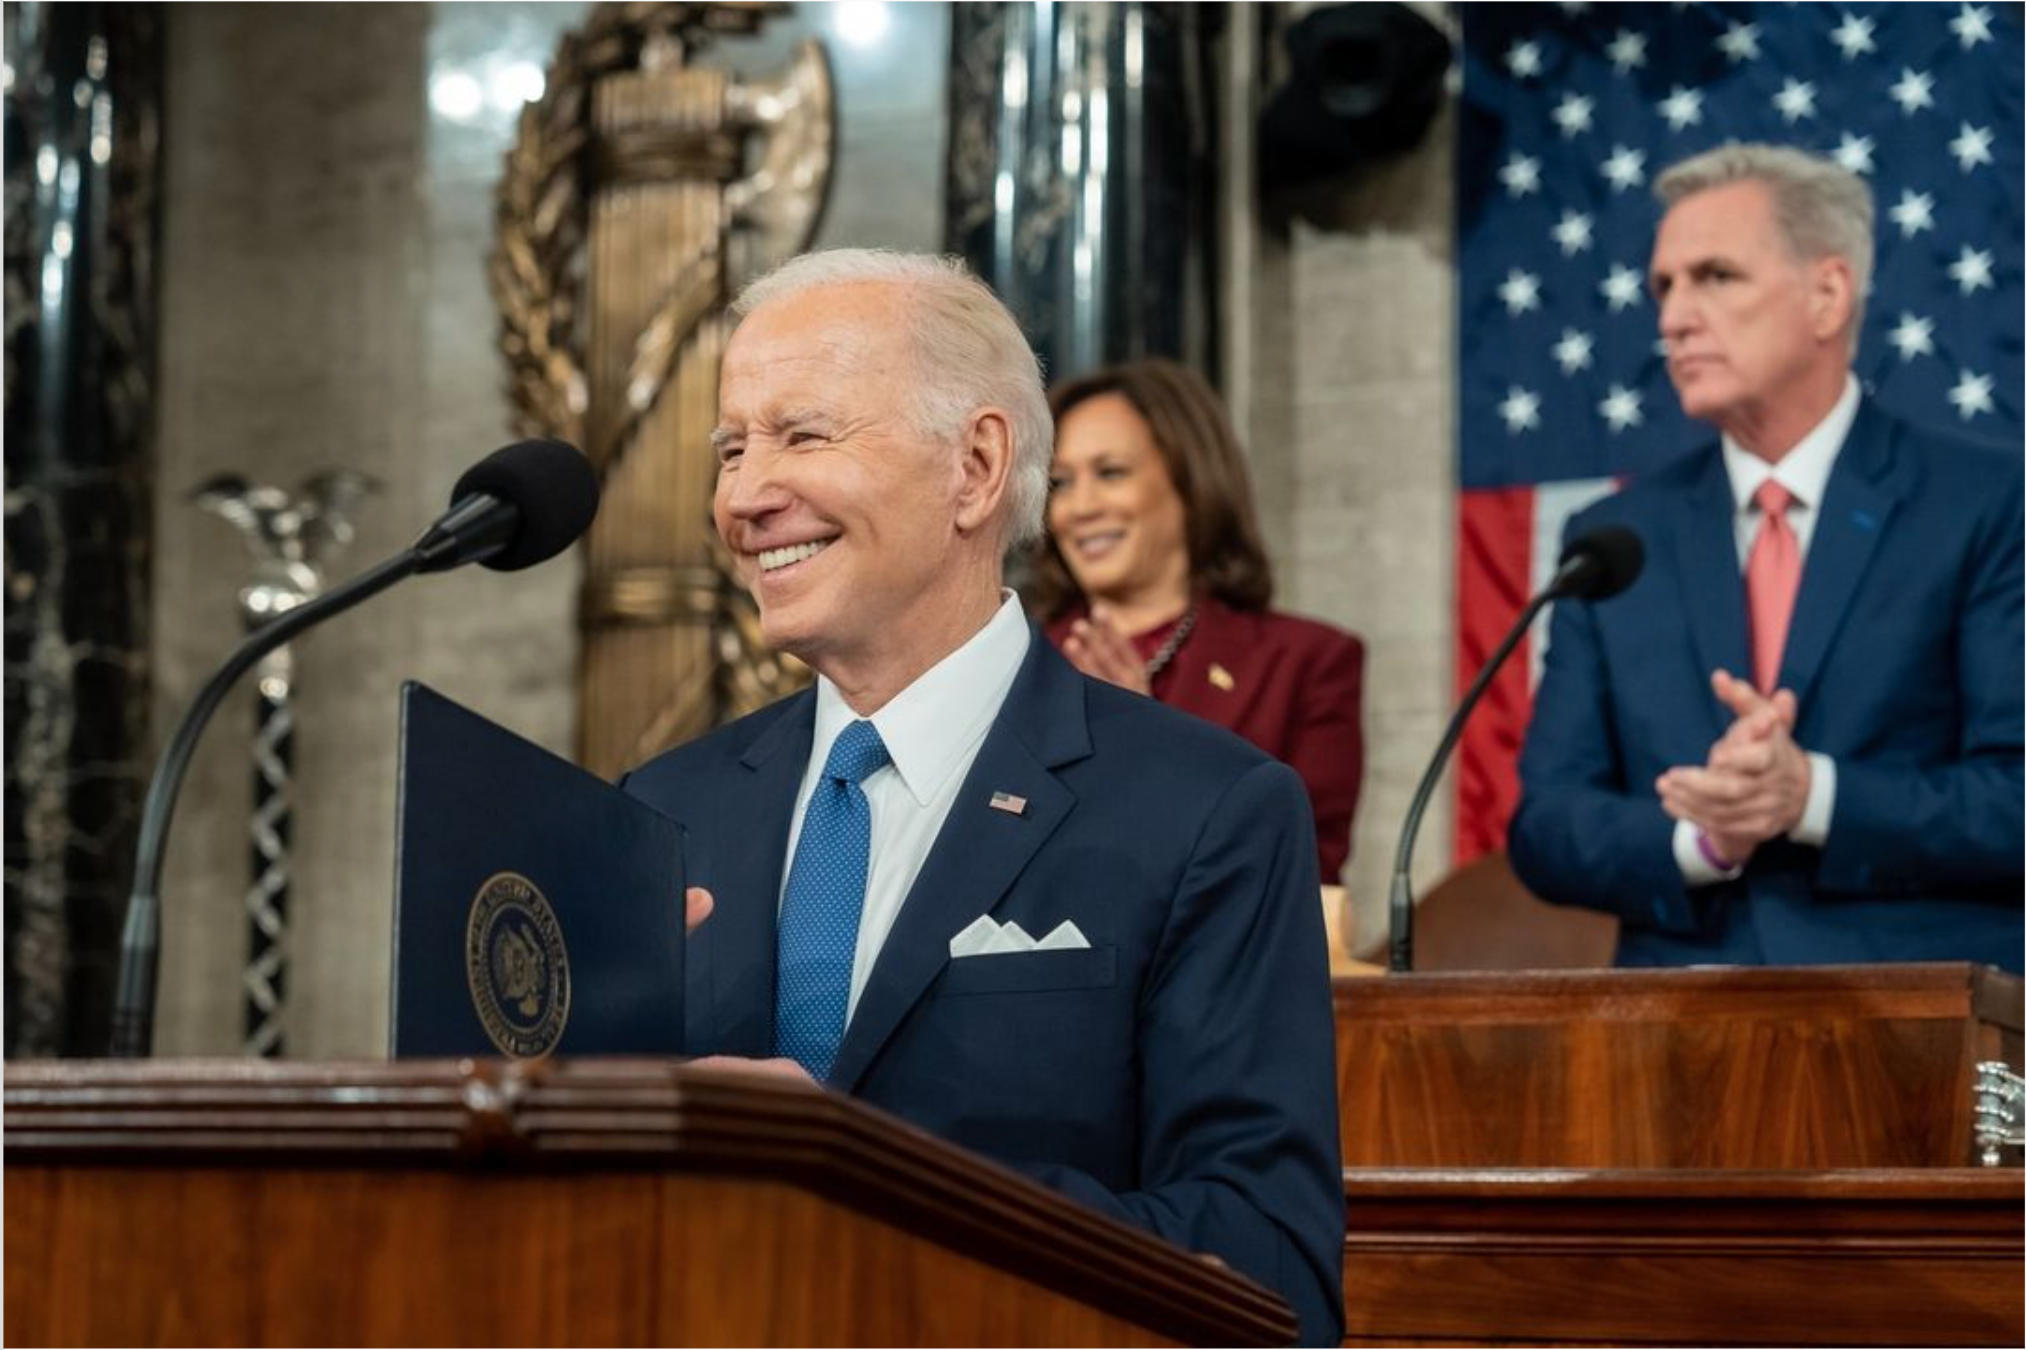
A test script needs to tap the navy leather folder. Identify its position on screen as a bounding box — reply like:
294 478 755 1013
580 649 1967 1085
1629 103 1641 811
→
391 681 685 1058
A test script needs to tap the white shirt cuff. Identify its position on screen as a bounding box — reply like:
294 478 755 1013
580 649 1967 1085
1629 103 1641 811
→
1792 752 1836 848
1674 817 1743 886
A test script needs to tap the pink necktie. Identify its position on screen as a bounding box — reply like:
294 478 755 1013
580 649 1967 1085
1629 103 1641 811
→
1746 480 1800 694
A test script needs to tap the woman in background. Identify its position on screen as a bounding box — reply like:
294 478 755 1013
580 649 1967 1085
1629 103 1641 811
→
1029 358 1366 879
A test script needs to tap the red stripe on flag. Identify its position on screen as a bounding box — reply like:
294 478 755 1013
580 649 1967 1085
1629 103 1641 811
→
1455 487 1536 866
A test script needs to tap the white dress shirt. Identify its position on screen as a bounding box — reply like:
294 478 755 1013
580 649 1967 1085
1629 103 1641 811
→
1672 376 1856 885
783 591 1030 1020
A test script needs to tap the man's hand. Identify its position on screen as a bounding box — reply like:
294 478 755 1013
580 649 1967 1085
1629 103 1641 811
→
1061 605 1152 695
678 888 814 1083
687 1055 817 1084
685 886 714 933
1655 670 1811 865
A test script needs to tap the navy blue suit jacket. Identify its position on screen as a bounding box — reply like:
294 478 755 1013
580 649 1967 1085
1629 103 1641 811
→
623 631 1347 1344
1510 401 2023 969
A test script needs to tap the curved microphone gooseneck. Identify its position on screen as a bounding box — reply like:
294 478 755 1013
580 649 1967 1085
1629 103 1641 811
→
107 440 599 1057
1387 525 1644 974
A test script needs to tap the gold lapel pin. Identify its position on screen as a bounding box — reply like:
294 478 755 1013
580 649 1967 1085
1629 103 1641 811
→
1208 663 1235 691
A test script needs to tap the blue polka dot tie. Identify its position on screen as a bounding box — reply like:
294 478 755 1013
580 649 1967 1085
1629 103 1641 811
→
773 719 890 1081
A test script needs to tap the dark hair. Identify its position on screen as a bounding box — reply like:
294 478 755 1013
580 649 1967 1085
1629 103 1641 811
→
1027 358 1275 620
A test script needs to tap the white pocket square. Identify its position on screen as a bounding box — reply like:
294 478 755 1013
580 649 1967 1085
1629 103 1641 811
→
949 915 1090 958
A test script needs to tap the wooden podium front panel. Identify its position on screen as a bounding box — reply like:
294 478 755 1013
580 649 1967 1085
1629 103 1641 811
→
4 1165 1177 1347
1334 964 2022 1168
4 1059 1295 1348
1339 1169 2024 1347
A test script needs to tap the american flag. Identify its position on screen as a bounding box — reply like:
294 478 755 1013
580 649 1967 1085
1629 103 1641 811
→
1453 1 2024 865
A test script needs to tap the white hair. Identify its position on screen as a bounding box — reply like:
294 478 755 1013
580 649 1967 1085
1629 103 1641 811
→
732 249 1053 548
1655 142 1875 324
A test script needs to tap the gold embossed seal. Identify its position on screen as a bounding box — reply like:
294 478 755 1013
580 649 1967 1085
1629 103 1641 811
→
465 871 570 1057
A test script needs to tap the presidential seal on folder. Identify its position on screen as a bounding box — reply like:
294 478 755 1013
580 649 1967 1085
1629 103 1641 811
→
391 682 685 1059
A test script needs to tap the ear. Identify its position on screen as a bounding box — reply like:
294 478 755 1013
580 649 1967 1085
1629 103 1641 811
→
952 406 1016 537
1808 255 1857 344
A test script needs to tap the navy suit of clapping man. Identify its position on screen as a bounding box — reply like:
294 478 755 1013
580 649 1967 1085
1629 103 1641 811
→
1511 144 2023 969
621 250 1346 1344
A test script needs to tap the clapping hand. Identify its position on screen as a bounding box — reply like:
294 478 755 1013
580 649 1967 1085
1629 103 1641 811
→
1655 670 1811 867
1061 604 1152 695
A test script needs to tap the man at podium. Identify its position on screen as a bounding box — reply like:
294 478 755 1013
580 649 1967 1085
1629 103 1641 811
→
621 249 1346 1344
1511 143 2024 970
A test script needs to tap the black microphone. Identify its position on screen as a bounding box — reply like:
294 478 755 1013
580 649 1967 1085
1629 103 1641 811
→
107 439 598 1057
1386 525 1643 973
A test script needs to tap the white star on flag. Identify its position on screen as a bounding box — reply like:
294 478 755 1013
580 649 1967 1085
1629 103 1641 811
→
1950 3 1994 49
1949 246 1995 295
1499 152 1542 197
1599 264 1644 312
1551 93 1594 137
1717 21 1761 62
1889 189 1936 237
1890 69 1937 115
1553 328 1595 375
1950 123 1995 172
1601 144 1645 192
1499 386 1543 433
1507 39 1545 80
1886 313 1936 361
1599 384 1644 432
1948 370 1995 419
1832 133 1875 175
1499 268 1543 315
1657 86 1704 131
1606 30 1647 74
1773 79 1817 123
1830 13 1877 59
1551 211 1594 256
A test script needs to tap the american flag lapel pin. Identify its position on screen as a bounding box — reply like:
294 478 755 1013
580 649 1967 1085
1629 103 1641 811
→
989 790 1028 816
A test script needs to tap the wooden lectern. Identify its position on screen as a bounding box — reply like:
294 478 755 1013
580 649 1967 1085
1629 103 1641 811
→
1334 962 2024 1346
4 1058 1294 1347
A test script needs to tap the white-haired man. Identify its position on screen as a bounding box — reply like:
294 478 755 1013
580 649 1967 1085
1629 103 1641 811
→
1512 143 2023 969
622 250 1345 1343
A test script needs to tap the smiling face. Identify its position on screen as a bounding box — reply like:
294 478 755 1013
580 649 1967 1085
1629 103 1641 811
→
1045 392 1192 622
711 281 1006 703
1649 179 1854 456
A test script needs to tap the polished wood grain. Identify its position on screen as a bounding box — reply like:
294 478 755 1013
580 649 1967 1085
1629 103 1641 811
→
4 1058 1294 1347
1339 1168 2024 1346
1335 963 2022 1168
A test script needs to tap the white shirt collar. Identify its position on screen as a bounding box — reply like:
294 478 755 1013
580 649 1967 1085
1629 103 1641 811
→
1721 374 1860 515
810 591 1030 807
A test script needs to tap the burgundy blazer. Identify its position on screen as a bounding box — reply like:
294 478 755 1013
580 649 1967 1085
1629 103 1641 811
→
1047 596 1366 878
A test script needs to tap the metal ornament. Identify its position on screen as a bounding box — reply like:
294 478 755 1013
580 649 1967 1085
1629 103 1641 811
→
1972 1060 2024 1166
193 469 378 1057
490 2 835 778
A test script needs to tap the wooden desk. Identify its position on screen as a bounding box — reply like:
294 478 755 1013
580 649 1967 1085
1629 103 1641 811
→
1335 964 2024 1345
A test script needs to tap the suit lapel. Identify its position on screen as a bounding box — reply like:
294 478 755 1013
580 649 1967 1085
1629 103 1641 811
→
1668 448 1750 734
828 634 1090 1092
1778 403 1905 707
699 694 812 1056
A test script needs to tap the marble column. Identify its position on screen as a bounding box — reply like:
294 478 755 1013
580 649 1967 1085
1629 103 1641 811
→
945 1 1218 382
3 2 163 1057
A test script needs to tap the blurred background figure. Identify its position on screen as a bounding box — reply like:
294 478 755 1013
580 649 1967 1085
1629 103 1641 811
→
1027 359 1366 881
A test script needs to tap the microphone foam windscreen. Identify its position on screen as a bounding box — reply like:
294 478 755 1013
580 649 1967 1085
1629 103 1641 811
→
1560 525 1645 600
451 439 600 570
